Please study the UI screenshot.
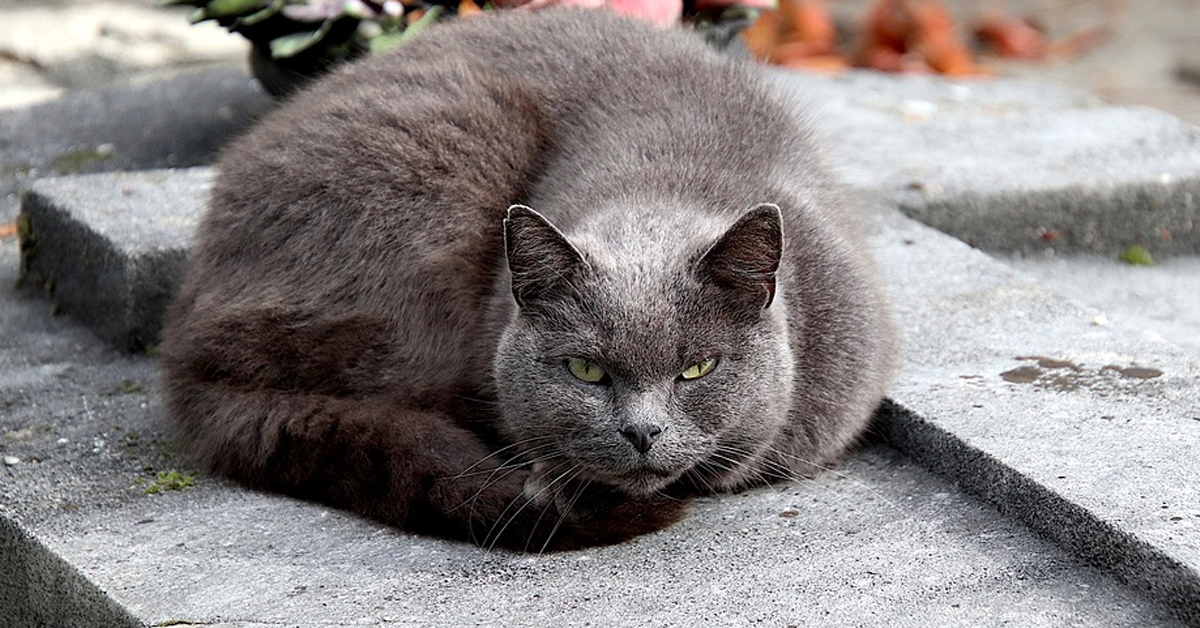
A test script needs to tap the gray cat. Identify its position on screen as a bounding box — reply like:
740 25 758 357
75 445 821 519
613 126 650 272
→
160 7 895 551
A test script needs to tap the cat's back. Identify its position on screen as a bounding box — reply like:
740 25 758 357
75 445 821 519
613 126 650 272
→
180 9 791 317
168 9 782 393
187 9 763 284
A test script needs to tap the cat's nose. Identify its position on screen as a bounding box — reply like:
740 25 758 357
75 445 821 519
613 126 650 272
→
619 423 663 454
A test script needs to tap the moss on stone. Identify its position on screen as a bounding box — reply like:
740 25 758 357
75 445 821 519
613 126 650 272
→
103 379 146 396
143 470 196 495
1119 244 1155 266
48 144 114 174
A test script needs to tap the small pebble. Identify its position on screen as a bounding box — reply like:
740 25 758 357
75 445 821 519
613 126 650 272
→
901 99 938 122
4 456 20 466
1092 315 1110 327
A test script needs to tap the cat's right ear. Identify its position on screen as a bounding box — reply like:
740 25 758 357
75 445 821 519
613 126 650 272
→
504 205 590 311
697 203 783 311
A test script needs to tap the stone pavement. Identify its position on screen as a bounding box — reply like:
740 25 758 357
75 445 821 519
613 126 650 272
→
0 0 244 110
3 1 1200 627
4 65 1200 626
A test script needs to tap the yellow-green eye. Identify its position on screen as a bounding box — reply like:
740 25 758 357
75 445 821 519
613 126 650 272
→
567 358 608 383
680 357 717 381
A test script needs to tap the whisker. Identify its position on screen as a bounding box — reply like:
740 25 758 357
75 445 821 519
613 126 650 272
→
444 436 557 480
527 467 587 553
447 446 561 480
447 441 566 520
485 459 575 551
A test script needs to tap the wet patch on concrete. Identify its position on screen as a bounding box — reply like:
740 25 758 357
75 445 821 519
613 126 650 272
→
1000 356 1164 395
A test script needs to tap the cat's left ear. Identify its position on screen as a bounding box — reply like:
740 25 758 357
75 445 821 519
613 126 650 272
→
697 203 783 310
504 204 590 311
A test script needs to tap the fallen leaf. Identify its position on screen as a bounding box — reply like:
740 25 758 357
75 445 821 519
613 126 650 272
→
780 0 836 54
0 222 17 239
1047 24 1111 60
907 0 977 75
853 0 980 76
741 8 786 60
774 49 849 72
974 13 1049 59
742 0 842 66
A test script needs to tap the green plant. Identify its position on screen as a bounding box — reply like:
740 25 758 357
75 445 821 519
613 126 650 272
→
167 0 764 95
163 0 432 94
143 470 197 494
166 0 410 59
1119 244 1155 266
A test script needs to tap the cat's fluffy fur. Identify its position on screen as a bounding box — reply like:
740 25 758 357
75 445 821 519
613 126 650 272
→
160 8 894 551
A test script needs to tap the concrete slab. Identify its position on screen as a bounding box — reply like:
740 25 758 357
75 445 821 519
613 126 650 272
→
17 169 209 352
1004 254 1200 354
885 106 1200 258
31 448 1186 627
775 70 1200 258
869 208 1200 622
4 63 1200 626
0 2 243 97
0 67 272 223
1 518 141 628
2 194 1189 626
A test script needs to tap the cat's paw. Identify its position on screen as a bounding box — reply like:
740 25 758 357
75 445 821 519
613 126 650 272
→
538 484 692 552
478 461 692 552
521 460 585 515
520 460 556 506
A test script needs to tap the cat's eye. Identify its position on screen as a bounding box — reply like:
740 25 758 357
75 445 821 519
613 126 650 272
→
567 358 608 384
679 357 717 381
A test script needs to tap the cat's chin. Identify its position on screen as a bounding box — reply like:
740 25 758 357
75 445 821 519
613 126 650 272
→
524 460 683 506
585 465 685 498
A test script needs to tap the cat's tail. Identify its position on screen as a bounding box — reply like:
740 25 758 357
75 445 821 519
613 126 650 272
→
159 314 686 551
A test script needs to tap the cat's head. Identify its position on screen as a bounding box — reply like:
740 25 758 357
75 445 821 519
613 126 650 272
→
493 203 796 498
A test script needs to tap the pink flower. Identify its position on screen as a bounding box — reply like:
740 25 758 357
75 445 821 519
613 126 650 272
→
608 0 682 27
493 0 683 28
694 0 774 9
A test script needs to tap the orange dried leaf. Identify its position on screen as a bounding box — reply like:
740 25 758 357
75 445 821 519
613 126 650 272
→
746 0 845 71
0 222 16 239
458 0 482 15
861 0 910 48
776 52 849 73
741 9 786 61
857 44 905 73
780 0 836 53
975 14 1048 59
923 41 977 75
908 0 978 74
1048 24 1111 60
768 40 833 64
854 0 979 75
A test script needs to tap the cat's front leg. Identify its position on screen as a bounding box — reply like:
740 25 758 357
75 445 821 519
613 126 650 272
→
521 459 578 514
514 459 692 551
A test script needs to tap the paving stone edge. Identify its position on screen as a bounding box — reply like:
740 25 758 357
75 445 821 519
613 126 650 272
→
0 516 142 628
877 400 1200 624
